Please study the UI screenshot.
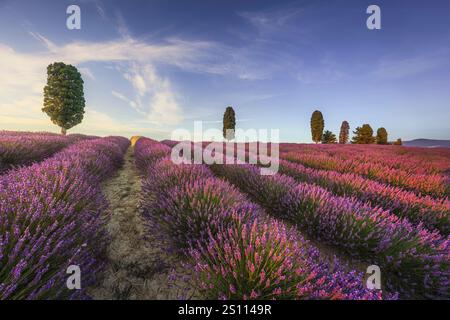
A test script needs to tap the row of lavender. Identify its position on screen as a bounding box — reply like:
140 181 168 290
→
0 136 129 299
279 143 450 175
277 159 449 236
164 141 449 236
0 131 96 174
135 138 385 300
208 162 449 299
281 150 448 197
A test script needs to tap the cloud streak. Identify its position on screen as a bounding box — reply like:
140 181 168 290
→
372 54 449 79
2 20 303 135
238 5 305 37
0 32 238 134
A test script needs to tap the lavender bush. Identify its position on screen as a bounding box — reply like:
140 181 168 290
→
134 137 172 172
0 136 129 299
0 131 94 174
279 159 450 235
138 139 257 252
210 163 450 299
190 213 383 300
143 170 258 251
136 138 385 300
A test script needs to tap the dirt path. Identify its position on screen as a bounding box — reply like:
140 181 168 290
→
89 147 193 300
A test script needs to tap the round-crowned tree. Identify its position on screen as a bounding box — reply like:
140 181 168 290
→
376 127 388 145
310 110 324 144
351 124 376 144
321 130 337 144
42 62 85 135
223 106 236 141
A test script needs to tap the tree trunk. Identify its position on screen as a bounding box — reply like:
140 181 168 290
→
61 128 67 135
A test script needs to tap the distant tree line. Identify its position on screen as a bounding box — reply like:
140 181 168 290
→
309 110 402 145
39 60 404 146
38 60 406 146
219 107 402 145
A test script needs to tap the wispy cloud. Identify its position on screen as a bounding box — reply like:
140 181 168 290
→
74 109 173 138
95 2 107 20
0 2 364 136
114 9 131 39
79 0 108 20
0 31 247 133
78 67 96 81
238 5 304 36
3 19 291 135
297 55 346 84
111 90 143 114
111 90 130 102
372 54 449 79
118 63 184 125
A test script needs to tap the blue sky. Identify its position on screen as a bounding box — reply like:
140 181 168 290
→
0 0 449 141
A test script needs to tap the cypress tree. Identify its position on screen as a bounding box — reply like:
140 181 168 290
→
339 121 350 144
223 106 236 141
310 110 324 144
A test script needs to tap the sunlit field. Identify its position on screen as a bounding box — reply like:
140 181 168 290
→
1 132 449 300
1 0 450 309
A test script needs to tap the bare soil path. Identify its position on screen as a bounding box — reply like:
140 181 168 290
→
89 147 193 300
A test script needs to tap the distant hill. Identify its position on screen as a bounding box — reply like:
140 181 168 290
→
403 139 450 148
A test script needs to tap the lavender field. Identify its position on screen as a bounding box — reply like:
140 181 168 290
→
1 133 448 300
1 1 450 308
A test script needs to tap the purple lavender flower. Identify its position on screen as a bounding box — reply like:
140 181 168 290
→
0 136 129 299
209 162 449 299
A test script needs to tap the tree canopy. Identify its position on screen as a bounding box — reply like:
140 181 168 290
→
42 62 85 135
322 130 337 144
351 124 376 144
310 110 324 144
376 127 388 144
223 106 236 141
339 121 350 144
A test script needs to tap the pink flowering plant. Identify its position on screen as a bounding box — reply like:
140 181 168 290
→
210 163 449 299
189 214 383 300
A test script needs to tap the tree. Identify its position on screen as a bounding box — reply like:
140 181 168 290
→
393 138 402 146
339 121 350 144
351 124 376 144
310 110 324 144
223 106 236 141
376 127 388 145
42 62 85 135
321 130 337 144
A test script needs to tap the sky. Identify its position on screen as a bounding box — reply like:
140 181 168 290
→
0 0 449 142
